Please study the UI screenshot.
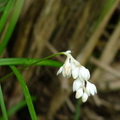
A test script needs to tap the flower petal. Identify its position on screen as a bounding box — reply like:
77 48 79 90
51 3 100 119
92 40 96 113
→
57 66 63 75
62 65 72 78
82 92 88 102
62 56 72 78
79 66 90 80
86 81 97 96
75 88 83 99
72 67 79 79
73 79 83 92
65 50 71 54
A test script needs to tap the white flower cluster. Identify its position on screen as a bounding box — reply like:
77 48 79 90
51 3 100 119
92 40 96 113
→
57 50 97 102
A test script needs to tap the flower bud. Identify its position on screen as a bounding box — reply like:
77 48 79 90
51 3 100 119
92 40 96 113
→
73 78 84 92
72 67 79 79
75 88 83 99
85 81 97 96
82 92 88 102
79 66 90 81
62 58 72 78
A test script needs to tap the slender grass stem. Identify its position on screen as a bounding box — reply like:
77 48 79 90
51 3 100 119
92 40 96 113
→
0 85 8 120
10 66 38 120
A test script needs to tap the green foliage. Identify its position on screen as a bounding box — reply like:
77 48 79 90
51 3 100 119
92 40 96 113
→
0 0 24 55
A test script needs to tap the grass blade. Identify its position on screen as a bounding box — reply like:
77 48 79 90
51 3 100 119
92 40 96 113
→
10 66 38 120
0 0 24 55
0 0 15 32
0 58 62 67
0 85 8 120
0 97 36 120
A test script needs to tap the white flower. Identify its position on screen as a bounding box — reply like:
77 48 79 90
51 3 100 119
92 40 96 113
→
73 78 84 92
74 80 97 101
72 67 79 79
56 50 97 102
79 66 90 81
75 88 83 99
82 92 88 102
85 81 97 96
57 57 72 78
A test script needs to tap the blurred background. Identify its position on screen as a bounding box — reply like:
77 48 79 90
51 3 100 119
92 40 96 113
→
0 0 120 120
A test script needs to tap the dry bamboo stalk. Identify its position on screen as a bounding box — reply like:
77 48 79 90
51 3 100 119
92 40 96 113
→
8 82 23 109
47 86 73 119
98 78 120 92
92 23 120 82
12 0 42 57
69 2 90 52
52 0 82 48
33 0 61 58
76 0 119 65
90 56 120 78
91 24 120 105
99 62 120 82
46 42 64 62
84 107 104 120
69 0 103 54
20 0 34 19
95 62 120 91
108 80 120 91
98 24 120 63
66 98 76 112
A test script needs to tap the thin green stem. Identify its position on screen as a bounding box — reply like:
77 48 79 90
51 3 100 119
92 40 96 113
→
0 85 8 120
74 99 81 120
10 66 37 120
24 52 64 67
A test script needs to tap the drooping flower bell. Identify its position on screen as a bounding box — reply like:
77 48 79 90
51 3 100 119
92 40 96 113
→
79 66 90 81
85 81 97 96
